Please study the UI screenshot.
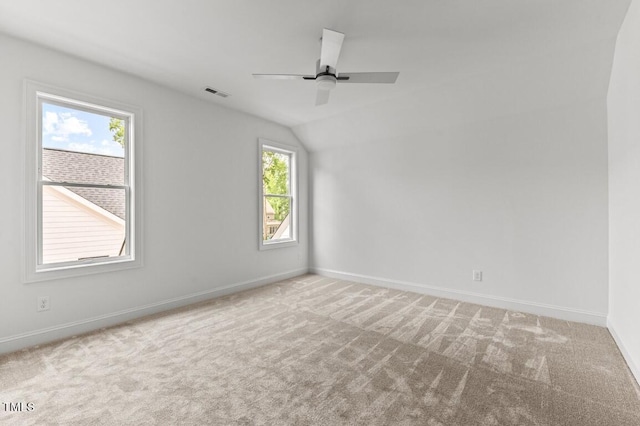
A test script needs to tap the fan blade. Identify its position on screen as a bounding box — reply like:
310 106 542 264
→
252 74 314 80
336 72 399 84
315 88 330 106
320 29 345 70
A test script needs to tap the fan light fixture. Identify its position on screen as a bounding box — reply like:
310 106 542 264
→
253 28 399 106
316 75 337 91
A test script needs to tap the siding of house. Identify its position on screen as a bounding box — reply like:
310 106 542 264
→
42 185 125 264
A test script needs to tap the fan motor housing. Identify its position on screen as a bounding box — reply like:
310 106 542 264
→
317 74 337 91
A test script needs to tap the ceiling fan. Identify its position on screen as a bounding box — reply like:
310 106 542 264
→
253 28 400 106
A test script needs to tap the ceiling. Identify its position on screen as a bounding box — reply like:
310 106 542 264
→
0 0 630 128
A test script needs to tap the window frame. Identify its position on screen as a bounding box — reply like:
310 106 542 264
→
24 81 143 282
258 138 298 250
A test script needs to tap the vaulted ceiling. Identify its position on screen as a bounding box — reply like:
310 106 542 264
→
0 0 630 137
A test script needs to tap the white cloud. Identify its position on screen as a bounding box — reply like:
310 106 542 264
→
68 142 98 153
43 111 92 142
66 140 124 157
98 139 124 157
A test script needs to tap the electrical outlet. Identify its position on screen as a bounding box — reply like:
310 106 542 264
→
37 296 50 312
472 270 483 282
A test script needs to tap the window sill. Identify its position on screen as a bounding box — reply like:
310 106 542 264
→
25 256 142 283
259 239 298 251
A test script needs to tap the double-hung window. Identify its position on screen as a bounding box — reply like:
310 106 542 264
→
25 82 142 281
259 139 297 249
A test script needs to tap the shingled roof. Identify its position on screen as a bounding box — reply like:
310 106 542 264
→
42 148 125 220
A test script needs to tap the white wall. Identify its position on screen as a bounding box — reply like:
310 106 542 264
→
0 34 308 353
300 40 614 325
608 0 640 383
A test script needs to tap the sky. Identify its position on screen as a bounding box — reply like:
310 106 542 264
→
42 102 125 158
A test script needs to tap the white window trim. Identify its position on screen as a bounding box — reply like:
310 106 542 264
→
23 80 144 282
258 138 298 250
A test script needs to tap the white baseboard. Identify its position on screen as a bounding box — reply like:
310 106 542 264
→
311 267 608 326
0 268 308 355
607 318 640 386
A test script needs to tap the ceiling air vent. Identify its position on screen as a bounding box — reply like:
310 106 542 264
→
205 87 230 98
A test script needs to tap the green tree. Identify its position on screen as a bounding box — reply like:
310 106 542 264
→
263 151 290 221
109 118 125 147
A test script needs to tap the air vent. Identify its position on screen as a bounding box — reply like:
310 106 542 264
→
205 87 230 98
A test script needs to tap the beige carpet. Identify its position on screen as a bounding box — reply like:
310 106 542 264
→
1 274 639 425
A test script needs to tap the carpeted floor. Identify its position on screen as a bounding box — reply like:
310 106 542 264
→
1 274 639 425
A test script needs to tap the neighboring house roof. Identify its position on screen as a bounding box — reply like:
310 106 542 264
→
265 198 275 215
272 214 290 240
42 148 125 220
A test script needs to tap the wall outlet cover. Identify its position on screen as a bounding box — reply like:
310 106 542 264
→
37 296 50 312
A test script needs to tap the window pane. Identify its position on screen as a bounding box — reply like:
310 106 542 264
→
262 150 290 195
42 186 126 264
42 102 125 186
263 196 291 241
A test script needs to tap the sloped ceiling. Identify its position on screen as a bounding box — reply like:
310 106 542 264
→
293 36 621 151
0 0 630 148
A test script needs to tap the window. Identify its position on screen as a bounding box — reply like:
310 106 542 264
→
25 81 142 281
259 139 297 249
